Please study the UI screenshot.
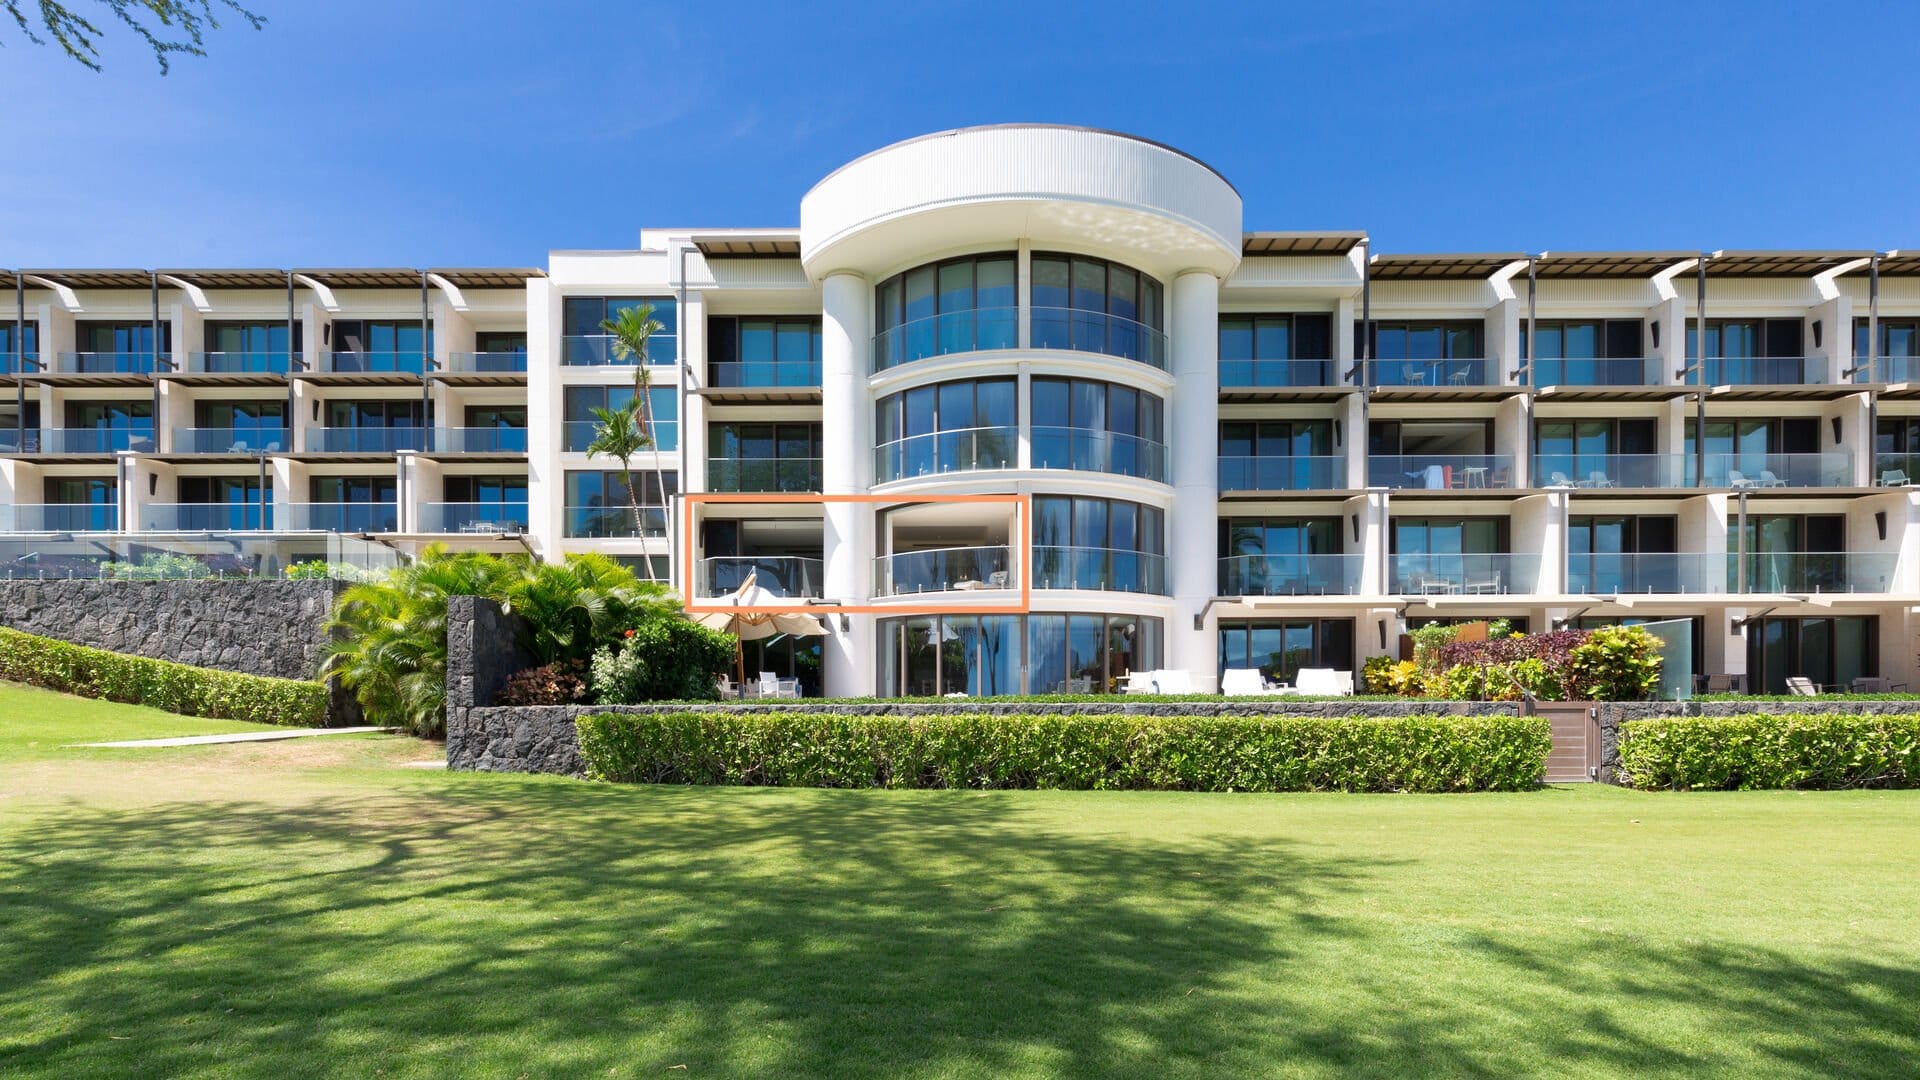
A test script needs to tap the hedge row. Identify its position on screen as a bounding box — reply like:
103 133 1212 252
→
1618 714 1920 790
576 711 1552 793
0 626 328 727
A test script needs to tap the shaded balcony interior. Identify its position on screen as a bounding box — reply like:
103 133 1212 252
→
1684 417 1851 488
1522 318 1656 387
1854 316 1920 384
1219 417 1341 493
1218 516 1359 596
562 385 678 454
561 296 679 366
707 316 822 390
875 502 1015 597
1363 319 1491 387
322 319 431 374
1389 516 1528 595
1369 419 1510 490
1687 318 1818 386
1218 313 1335 388
59 320 171 374
707 422 821 492
421 474 528 534
191 320 300 375
698 517 823 599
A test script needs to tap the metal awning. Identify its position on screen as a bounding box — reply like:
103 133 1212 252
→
1705 250 1874 277
1848 251 1920 277
1368 253 1527 280
154 269 289 289
17 269 154 289
1241 231 1366 256
1531 252 1696 279
693 234 802 258
427 267 545 288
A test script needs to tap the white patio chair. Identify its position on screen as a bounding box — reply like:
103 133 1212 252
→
1150 669 1193 694
1291 668 1353 696
1757 470 1788 488
1119 670 1153 695
1220 668 1287 696
1548 471 1575 488
1727 470 1755 489
1586 471 1616 489
758 671 800 699
1879 469 1913 487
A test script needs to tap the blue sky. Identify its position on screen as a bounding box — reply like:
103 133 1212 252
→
4 0 1917 267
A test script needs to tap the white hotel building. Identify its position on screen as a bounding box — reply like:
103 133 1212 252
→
5 125 1920 697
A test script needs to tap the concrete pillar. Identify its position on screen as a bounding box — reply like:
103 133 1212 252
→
1168 269 1220 680
820 271 874 696
524 278 564 561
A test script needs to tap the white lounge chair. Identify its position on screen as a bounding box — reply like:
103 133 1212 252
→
1220 668 1287 696
1756 470 1788 488
1119 670 1153 695
1879 469 1913 487
1548 471 1575 488
1289 668 1354 696
1728 470 1755 489
1150 669 1193 694
1586 471 1616 489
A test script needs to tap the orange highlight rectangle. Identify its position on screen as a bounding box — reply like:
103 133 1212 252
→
681 492 1031 617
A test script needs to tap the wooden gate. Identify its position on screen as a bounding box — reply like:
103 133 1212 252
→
1537 702 1600 783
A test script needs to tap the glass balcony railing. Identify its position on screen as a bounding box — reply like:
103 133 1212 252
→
1536 453 1686 489
1368 455 1513 490
1030 307 1167 369
1218 553 1364 596
564 505 667 538
141 503 273 531
38 428 155 454
431 427 528 454
0 503 118 532
1389 553 1538 595
874 426 1017 483
707 457 822 493
308 427 427 453
445 350 528 373
873 307 1019 371
171 427 287 454
1371 358 1491 387
0 351 39 375
1031 546 1167 594
1030 426 1168 482
1218 455 1345 492
709 360 823 388
418 501 529 534
1533 357 1659 387
561 419 678 454
285 502 399 533
188 351 292 375
561 334 678 367
0 427 26 453
1218 358 1339 388
1568 553 1729 595
1696 356 1820 385
698 556 823 599
1734 552 1898 594
1859 355 1920 383
54 351 166 374
1874 453 1920 486
324 351 427 374
874 545 1015 596
1685 452 1854 489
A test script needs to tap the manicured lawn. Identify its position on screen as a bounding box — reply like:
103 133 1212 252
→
0 682 289 760
2 691 1918 1077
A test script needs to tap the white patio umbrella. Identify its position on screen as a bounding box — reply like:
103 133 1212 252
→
694 571 828 692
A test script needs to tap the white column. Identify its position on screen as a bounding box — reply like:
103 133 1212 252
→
1168 270 1220 680
820 271 874 696
524 278 564 561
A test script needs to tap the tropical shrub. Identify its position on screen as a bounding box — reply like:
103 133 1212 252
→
0 627 326 726
577 711 1551 793
589 617 736 704
285 560 381 582
497 661 590 706
1567 625 1662 701
101 552 215 580
1619 713 1920 790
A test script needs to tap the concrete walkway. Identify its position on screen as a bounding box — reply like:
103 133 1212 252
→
69 726 391 748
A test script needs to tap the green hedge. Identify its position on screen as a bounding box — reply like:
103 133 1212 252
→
0 626 328 727
1619 713 1920 790
576 711 1551 793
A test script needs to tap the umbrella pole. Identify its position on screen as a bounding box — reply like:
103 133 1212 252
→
736 637 746 698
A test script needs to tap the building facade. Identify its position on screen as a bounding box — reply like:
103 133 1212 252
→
6 125 1920 696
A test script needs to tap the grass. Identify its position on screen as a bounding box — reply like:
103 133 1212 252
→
3 688 1919 1076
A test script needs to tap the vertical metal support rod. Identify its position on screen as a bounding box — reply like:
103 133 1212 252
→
1869 253 1881 383
1695 255 1709 489
672 245 689 583
1358 240 1372 385
285 271 296 461
150 272 163 456
420 271 432 433
1525 255 1537 487
14 273 24 451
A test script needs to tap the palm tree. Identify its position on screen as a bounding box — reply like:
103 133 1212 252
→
597 304 669 581
583 405 652 539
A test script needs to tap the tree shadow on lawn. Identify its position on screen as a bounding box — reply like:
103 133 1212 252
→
0 783 1916 1077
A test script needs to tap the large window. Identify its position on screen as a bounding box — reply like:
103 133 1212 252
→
1729 515 1849 593
708 423 822 492
1568 516 1680 593
564 470 677 538
874 378 1017 481
874 254 1017 369
879 613 1162 697
73 321 170 372
1521 319 1645 385
1855 317 1920 381
1876 416 1920 482
1363 319 1483 386
1031 495 1166 594
203 320 300 373
709 316 822 386
562 297 678 366
329 320 428 373
562 386 678 453
1219 419 1337 490
1535 418 1661 487
319 400 426 453
1031 253 1165 367
1219 314 1333 386
1368 420 1504 489
1687 318 1807 384
1030 377 1166 481
173 476 271 530
1217 620 1354 687
1218 518 1348 594
1390 518 1513 594
0 322 38 372
60 399 153 453
43 476 118 531
1748 617 1876 695
1684 417 1838 486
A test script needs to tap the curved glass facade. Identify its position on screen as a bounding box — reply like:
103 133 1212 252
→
1032 494 1167 594
878 613 1164 696
874 378 1017 481
1031 253 1165 368
1030 376 1167 481
874 253 1017 370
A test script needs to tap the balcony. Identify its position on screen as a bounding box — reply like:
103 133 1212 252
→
0 504 118 532
1685 452 1854 489
37 428 155 454
171 427 287 454
561 419 678 454
1218 358 1338 389
698 556 823 599
1390 553 1537 595
874 426 1016 483
431 427 528 454
1734 551 1898 594
1030 308 1167 369
1861 355 1920 383
1537 453 1686 489
1218 553 1363 596
141 503 273 531
1030 426 1168 482
418 502 529 534
285 502 399 533
324 351 426 375
1568 553 1728 595
307 427 427 454
1371 358 1491 388
1698 356 1820 386
53 351 165 375
709 360 822 388
1031 546 1167 594
1218 455 1345 492
874 545 1015 596
445 350 528 374
707 457 822 493
1533 357 1660 387
0 352 38 375
1368 455 1513 490
187 351 292 375
1874 453 1920 487
561 334 677 367
873 307 1018 371
564 505 667 539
